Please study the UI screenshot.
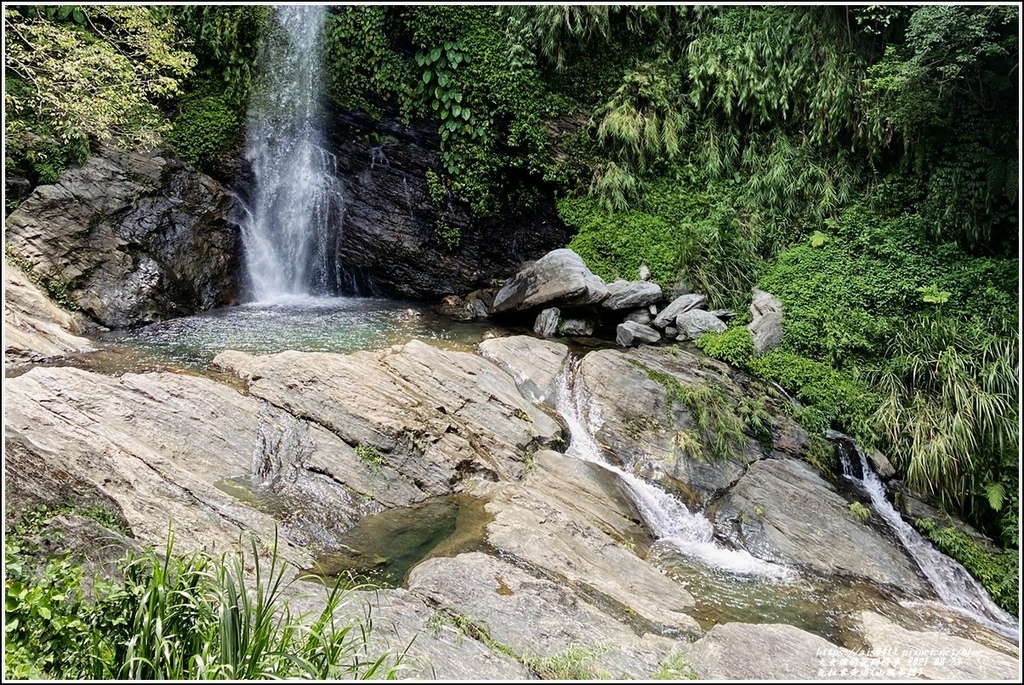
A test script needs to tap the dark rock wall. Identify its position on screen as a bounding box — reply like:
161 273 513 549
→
4 142 239 328
322 109 572 299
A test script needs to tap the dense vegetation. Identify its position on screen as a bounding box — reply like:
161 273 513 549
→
4 4 1018 616
4 507 404 679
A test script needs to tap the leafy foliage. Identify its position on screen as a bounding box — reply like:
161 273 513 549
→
561 177 758 309
4 518 405 680
165 90 242 169
4 6 195 184
873 317 1018 520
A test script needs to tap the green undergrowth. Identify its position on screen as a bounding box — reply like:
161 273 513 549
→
916 519 1019 617
4 510 405 680
166 86 244 171
560 176 759 310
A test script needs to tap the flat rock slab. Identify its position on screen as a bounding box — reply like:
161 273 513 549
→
478 335 568 409
857 611 1019 680
486 450 701 637
4 367 345 566
707 458 929 593
684 622 880 680
216 340 562 489
675 308 728 340
285 585 532 680
407 552 681 679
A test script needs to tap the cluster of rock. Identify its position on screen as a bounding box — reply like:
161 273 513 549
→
437 248 785 353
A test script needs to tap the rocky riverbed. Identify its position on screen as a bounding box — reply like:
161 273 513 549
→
4 262 1019 680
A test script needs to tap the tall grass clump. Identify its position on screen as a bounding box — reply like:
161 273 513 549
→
4 521 406 680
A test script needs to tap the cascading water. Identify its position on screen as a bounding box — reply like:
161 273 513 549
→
829 431 1020 641
241 5 345 302
556 357 791 580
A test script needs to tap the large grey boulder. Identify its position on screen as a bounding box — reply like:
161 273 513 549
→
652 293 706 328
675 308 728 340
602 279 663 310
576 346 768 509
491 249 608 313
747 288 784 354
707 459 928 592
616 321 661 347
4 256 95 366
478 336 568 409
4 142 237 328
624 308 652 326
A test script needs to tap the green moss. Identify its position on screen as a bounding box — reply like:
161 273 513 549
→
166 91 242 170
355 445 386 473
561 177 759 309
803 433 837 475
695 327 755 368
849 501 871 523
630 360 747 462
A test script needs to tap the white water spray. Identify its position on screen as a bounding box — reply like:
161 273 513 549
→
242 5 345 302
830 432 1019 641
556 357 791 579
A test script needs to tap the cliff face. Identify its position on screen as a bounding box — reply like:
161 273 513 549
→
4 142 239 329
319 109 573 299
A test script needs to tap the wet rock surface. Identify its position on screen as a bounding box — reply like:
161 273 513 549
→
707 458 929 592
4 142 238 328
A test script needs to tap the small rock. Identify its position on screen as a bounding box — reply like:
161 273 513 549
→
653 294 706 328
866 449 897 480
709 309 736 320
664 325 679 339
559 318 594 337
434 295 475 321
638 264 651 281
648 304 658 315
616 321 661 347
747 288 784 354
533 307 560 338
624 309 652 326
675 309 727 340
602 280 663 310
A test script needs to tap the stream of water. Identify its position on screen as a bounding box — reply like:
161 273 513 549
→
556 356 792 580
242 5 345 301
830 431 1020 642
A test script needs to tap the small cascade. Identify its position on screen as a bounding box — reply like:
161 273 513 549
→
557 357 791 579
829 431 1019 641
241 5 346 302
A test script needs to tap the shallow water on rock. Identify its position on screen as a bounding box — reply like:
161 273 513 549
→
305 494 492 588
97 296 504 371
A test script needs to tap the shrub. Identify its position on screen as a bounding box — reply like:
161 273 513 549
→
4 517 405 680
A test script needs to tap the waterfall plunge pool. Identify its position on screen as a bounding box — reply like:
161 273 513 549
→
93 296 506 373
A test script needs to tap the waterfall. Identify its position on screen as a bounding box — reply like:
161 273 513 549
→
556 357 792 579
829 431 1019 641
241 5 345 302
